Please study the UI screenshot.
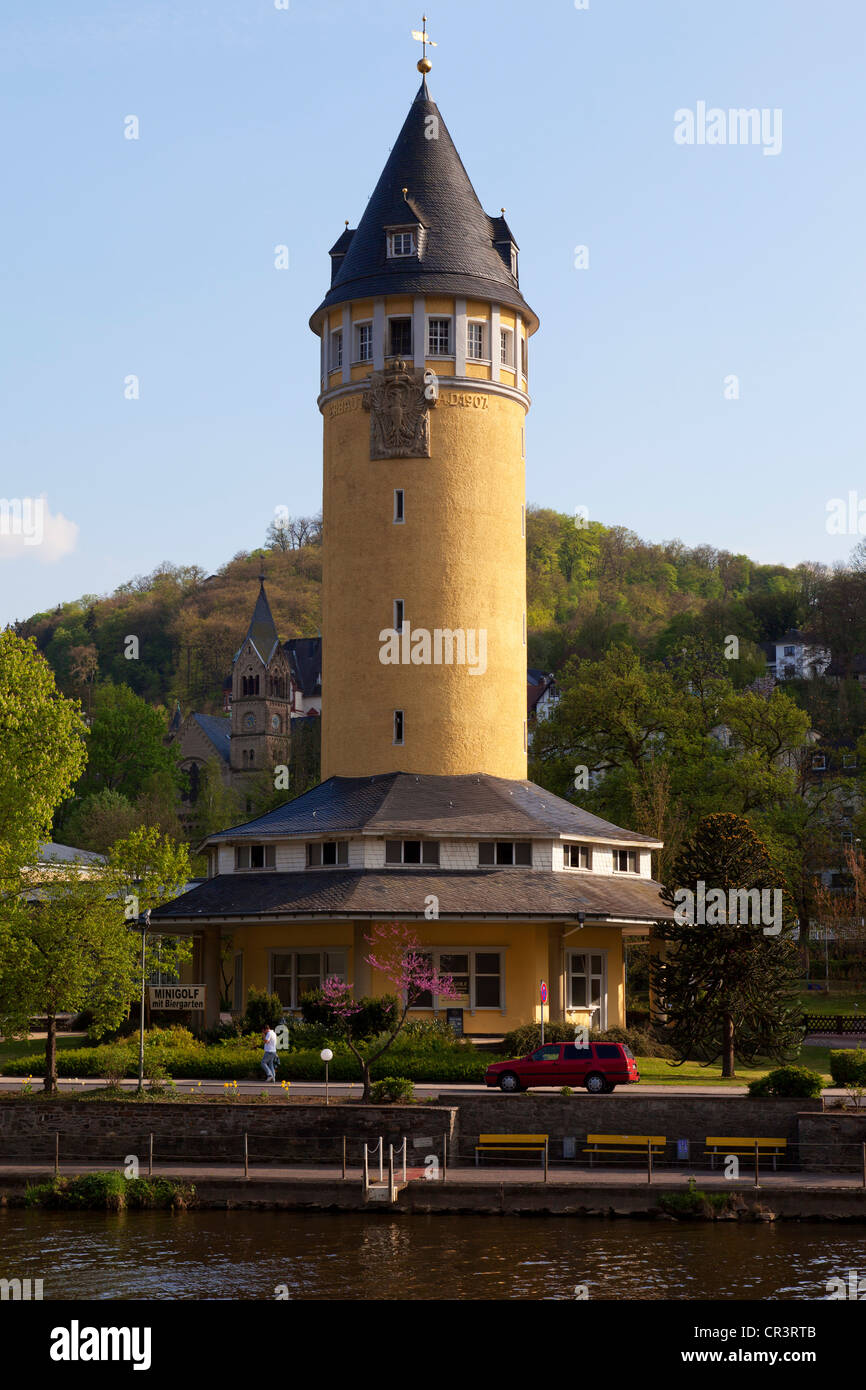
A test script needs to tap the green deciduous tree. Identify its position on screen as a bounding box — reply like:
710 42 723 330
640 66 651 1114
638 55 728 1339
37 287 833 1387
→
0 631 87 873
0 863 138 1091
78 682 180 801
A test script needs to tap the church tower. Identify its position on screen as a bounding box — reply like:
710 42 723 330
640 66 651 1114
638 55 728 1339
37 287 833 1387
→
310 62 538 781
229 575 291 778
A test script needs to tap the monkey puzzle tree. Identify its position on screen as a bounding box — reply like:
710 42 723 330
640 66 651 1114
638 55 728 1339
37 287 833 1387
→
651 813 803 1078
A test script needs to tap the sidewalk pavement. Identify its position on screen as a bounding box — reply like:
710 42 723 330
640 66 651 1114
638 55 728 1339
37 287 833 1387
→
2 1161 864 1190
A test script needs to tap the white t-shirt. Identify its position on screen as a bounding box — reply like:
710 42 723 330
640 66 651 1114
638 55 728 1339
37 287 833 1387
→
263 1029 277 1054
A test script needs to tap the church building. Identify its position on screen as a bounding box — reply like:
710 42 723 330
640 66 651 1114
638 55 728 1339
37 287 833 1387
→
153 58 671 1034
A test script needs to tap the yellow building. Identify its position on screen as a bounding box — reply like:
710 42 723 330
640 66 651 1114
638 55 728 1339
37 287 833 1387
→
154 64 669 1037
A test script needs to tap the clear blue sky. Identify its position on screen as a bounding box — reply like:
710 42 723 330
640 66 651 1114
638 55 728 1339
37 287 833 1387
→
1 0 864 627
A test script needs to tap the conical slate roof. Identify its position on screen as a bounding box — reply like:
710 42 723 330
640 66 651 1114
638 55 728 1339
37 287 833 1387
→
310 79 537 330
236 578 280 664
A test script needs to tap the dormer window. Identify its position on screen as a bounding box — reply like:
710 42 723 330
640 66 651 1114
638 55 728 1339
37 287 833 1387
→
510 247 518 276
387 230 416 258
479 841 532 867
307 841 349 867
235 844 276 871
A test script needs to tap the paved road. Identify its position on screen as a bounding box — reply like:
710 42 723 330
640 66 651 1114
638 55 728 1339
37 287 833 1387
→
0 1075 851 1098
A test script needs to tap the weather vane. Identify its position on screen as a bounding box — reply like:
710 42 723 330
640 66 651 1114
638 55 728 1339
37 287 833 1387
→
411 15 436 74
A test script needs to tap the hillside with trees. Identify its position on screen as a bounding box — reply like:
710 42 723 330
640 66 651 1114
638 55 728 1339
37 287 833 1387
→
9 510 866 952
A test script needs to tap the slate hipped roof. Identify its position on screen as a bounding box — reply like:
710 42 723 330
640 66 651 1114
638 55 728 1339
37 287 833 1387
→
310 78 538 331
285 637 321 698
200 773 662 847
152 867 672 925
191 713 232 764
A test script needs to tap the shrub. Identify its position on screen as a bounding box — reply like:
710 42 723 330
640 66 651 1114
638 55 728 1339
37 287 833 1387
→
659 1178 732 1218
25 1173 195 1210
143 1026 198 1049
829 1048 866 1087
399 1017 468 1048
243 988 284 1032
370 1076 415 1103
559 1086 574 1097
501 1020 673 1059
501 1021 583 1055
99 1044 135 1087
299 991 399 1039
747 1065 824 1098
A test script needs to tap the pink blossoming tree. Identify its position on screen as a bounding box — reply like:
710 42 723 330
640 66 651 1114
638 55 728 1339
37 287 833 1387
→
320 921 459 1101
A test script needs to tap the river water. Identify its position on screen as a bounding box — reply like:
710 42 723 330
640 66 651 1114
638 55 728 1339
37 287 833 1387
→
1 1210 863 1300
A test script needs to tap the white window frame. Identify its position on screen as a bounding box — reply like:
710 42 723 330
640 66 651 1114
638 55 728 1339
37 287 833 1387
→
500 326 514 367
566 948 607 1030
384 839 440 866
466 320 487 361
613 848 639 874
478 840 533 868
306 840 349 868
387 230 416 258
354 320 373 362
427 316 453 357
329 328 343 371
407 947 506 1015
234 843 276 871
564 843 593 870
269 949 348 1010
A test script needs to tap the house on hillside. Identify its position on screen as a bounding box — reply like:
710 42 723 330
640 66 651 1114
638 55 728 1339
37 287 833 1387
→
762 629 830 681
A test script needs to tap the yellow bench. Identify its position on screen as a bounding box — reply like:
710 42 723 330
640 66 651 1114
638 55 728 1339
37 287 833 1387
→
475 1133 549 1171
706 1136 787 1172
584 1134 666 1167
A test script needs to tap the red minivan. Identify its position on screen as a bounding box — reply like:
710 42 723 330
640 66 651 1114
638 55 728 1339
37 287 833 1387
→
485 1041 640 1093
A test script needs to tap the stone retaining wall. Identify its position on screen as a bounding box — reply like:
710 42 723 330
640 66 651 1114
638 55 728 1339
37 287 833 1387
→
797 1111 866 1171
446 1094 822 1166
1 1095 860 1173
0 1101 456 1166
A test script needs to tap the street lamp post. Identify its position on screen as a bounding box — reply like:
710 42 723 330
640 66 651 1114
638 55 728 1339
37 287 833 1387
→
137 910 150 1095
320 1047 333 1105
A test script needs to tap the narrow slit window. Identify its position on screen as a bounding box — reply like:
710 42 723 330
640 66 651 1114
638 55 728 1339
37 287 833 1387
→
394 489 404 523
393 710 404 745
394 599 405 631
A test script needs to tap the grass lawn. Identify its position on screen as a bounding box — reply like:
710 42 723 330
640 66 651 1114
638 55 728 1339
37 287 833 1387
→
0 1035 85 1072
796 990 866 1014
635 1044 833 1086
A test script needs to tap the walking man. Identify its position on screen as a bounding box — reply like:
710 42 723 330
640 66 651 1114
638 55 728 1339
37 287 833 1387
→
261 1024 278 1081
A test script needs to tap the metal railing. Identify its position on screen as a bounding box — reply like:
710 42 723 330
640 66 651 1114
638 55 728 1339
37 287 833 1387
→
4 1132 866 1190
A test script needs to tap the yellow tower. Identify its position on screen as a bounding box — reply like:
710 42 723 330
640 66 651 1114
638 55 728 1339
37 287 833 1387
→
310 71 538 780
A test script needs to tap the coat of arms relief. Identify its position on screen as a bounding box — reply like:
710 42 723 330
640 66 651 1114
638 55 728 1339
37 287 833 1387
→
362 360 438 459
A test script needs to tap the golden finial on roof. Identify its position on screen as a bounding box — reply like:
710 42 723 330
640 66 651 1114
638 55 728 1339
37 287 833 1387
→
412 15 436 74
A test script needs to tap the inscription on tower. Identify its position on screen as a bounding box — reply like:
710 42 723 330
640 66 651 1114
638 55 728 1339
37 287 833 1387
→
362 359 437 459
